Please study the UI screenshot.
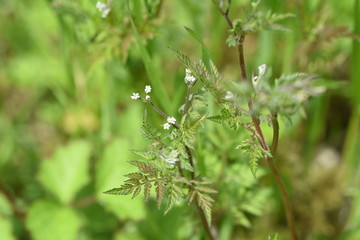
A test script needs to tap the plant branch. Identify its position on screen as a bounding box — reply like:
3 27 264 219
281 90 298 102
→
270 113 279 155
215 2 298 239
184 87 192 115
0 180 26 221
146 99 180 129
147 98 218 240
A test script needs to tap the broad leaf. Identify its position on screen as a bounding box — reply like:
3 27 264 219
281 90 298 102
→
26 200 81 240
38 140 91 204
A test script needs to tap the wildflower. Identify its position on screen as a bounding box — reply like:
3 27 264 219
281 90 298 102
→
163 123 171 130
185 68 196 86
167 116 176 124
145 85 151 94
96 1 111 18
258 64 267 76
252 75 259 87
225 91 234 100
131 93 140 100
145 95 150 100
252 64 267 88
160 150 179 167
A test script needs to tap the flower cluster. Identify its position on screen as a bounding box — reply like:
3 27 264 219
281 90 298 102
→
252 64 267 88
185 69 196 86
130 85 151 101
160 149 179 167
96 1 111 18
163 116 176 130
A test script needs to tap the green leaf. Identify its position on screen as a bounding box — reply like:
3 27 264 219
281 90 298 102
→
144 182 152 200
104 184 135 195
26 200 81 240
0 215 15 240
233 208 251 228
196 191 214 225
96 138 145 220
155 180 166 209
268 233 278 240
38 140 90 204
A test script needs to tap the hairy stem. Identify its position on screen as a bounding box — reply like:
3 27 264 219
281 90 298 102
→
214 2 298 239
148 99 218 240
238 34 298 240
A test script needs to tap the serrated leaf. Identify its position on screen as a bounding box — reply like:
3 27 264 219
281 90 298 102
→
26 200 81 240
195 186 218 194
196 191 213 225
132 185 142 199
130 161 156 176
155 181 166 209
233 209 251 228
249 157 259 178
164 184 183 215
188 189 196 204
175 177 191 185
144 182 152 200
124 172 145 180
104 184 135 195
38 140 90 204
129 149 155 160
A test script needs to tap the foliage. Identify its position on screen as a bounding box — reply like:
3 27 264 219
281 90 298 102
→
0 0 358 239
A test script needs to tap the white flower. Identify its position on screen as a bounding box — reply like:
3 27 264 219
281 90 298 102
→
131 93 140 100
160 150 179 167
96 1 111 18
185 75 196 84
258 64 267 76
167 116 176 124
163 123 171 130
145 85 151 94
252 75 259 87
145 95 150 100
225 91 234 100
185 68 196 85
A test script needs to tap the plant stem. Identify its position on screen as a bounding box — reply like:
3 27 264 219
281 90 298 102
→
214 2 298 239
147 99 218 240
238 34 298 240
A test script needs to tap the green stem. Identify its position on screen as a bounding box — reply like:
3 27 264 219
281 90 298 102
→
214 1 298 239
147 99 218 240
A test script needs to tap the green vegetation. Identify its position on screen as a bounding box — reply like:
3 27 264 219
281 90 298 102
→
0 0 359 239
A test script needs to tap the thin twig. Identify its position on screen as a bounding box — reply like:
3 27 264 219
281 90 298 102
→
0 180 26 221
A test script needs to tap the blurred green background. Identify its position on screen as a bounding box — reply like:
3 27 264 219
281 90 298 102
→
1 0 360 239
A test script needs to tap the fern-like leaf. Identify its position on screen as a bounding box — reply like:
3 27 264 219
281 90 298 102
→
155 180 166 209
104 184 135 195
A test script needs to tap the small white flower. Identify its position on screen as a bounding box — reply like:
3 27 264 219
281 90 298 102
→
145 95 150 100
163 123 171 130
258 64 267 76
167 117 176 124
225 91 234 100
252 75 259 87
131 93 140 100
145 85 151 94
185 69 196 85
160 150 179 167
96 1 111 18
185 75 196 83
